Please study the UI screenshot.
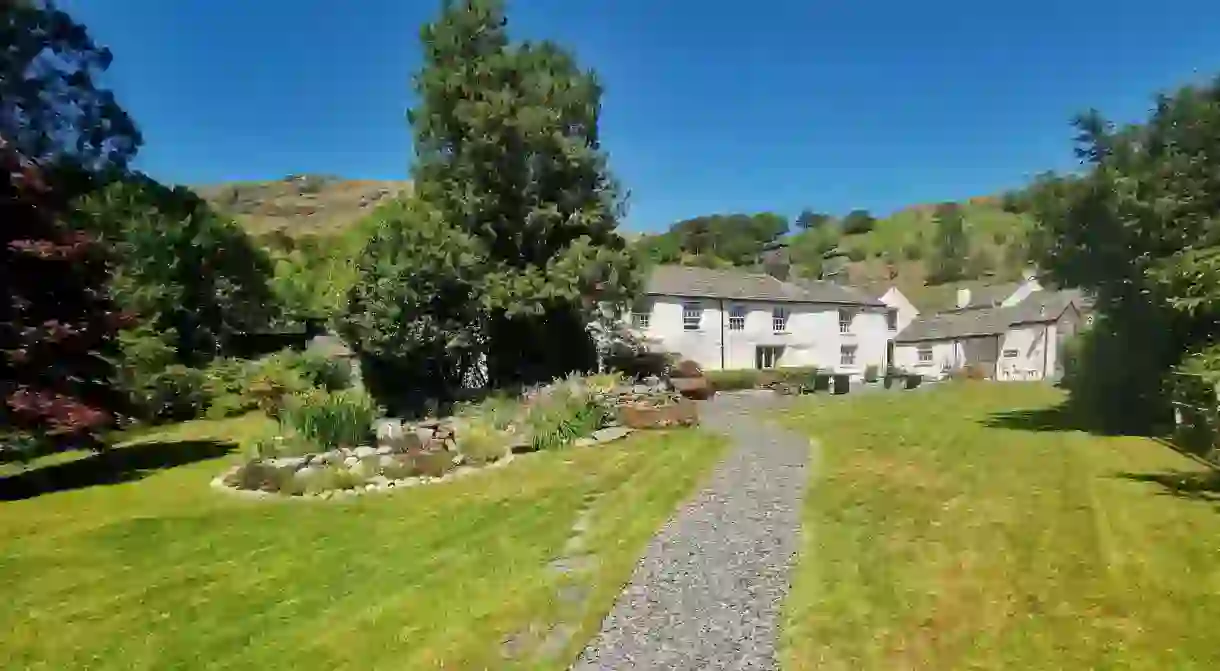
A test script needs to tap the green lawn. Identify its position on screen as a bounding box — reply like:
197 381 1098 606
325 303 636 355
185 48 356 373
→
0 414 725 670
779 382 1220 670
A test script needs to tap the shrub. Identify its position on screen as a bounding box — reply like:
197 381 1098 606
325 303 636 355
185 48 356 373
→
864 364 880 383
605 350 675 380
522 383 608 451
902 241 923 261
280 388 380 450
706 369 762 391
203 357 258 419
277 350 351 391
223 461 297 493
456 391 521 431
145 365 210 421
845 247 868 262
414 451 457 478
773 367 822 385
458 419 509 465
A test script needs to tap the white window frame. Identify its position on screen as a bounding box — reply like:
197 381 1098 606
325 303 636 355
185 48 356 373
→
631 311 650 329
682 302 702 331
840 344 857 366
886 309 898 331
1002 348 1019 358
728 305 746 331
917 346 934 363
772 306 789 333
838 309 852 334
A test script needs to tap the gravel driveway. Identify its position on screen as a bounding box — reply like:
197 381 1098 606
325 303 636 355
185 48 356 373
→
571 391 814 670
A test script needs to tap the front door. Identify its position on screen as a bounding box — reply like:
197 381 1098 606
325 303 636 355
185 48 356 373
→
886 340 895 370
756 345 784 369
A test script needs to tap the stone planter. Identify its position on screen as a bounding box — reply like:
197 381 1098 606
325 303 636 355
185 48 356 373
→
617 398 699 429
670 375 714 400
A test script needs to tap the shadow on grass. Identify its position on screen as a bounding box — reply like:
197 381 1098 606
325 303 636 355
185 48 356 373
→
1115 470 1220 503
981 403 1096 433
0 440 235 502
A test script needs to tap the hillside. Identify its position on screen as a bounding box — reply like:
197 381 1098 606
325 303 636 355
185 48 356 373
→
197 175 412 237
831 200 1038 310
199 175 1038 312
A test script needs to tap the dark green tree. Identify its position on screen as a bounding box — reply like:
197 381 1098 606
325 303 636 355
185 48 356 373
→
841 209 876 235
1035 80 1220 432
0 1 141 173
795 209 833 231
73 177 276 364
929 202 968 283
409 0 637 386
341 198 486 410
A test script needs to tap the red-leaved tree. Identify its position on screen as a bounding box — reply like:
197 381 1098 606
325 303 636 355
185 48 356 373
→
1 141 128 450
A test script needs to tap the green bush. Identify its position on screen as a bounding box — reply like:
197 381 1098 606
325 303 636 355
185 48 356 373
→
275 350 351 391
706 369 762 390
280 388 380 450
145 365 211 421
457 419 509 465
202 357 259 418
706 366 822 391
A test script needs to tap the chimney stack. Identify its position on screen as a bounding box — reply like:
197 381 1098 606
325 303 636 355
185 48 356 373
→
956 288 972 310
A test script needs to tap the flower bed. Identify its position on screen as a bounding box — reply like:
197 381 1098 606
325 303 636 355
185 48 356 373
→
212 375 689 499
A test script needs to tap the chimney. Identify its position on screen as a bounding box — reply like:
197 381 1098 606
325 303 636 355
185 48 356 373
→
956 288 972 309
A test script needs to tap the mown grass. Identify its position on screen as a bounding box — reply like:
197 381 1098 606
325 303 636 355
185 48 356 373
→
779 382 1220 670
0 414 724 670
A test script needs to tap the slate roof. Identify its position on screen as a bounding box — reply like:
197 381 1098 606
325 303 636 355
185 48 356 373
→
960 282 1021 309
895 288 1085 343
645 265 883 306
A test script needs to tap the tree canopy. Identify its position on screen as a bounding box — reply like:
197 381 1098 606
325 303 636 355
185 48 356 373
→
0 1 141 173
1033 79 1220 432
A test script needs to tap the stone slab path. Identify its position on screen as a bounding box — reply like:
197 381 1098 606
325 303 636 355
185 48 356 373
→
571 391 815 670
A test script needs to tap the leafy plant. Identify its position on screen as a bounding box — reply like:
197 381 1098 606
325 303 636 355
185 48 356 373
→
457 419 509 465
280 388 380 450
522 383 609 451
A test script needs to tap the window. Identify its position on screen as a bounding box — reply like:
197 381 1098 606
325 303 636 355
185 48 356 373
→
682 302 702 331
756 345 784 369
728 305 746 331
886 309 898 331
631 311 650 329
838 309 852 334
840 344 857 366
1002 348 1019 358
772 306 789 333
918 346 933 363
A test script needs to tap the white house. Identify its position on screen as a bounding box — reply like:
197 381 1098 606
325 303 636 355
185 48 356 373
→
629 265 901 377
892 279 1088 381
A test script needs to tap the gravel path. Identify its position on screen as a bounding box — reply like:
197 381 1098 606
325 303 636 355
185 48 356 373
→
571 391 814 670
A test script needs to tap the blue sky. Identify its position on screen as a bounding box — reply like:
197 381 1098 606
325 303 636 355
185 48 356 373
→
63 0 1220 231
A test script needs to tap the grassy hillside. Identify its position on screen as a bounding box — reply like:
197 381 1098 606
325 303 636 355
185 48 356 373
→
197 175 412 237
813 199 1039 310
199 175 1037 312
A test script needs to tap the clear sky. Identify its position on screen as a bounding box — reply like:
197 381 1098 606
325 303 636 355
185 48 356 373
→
62 0 1220 231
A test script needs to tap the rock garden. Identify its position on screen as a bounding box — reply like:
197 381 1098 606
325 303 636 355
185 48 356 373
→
213 373 700 499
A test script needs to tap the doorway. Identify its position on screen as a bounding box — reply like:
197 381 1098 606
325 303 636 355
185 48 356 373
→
756 345 784 369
